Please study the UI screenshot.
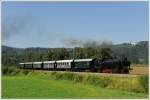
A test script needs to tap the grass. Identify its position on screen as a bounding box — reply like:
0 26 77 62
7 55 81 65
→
2 66 149 98
2 75 148 99
50 71 148 93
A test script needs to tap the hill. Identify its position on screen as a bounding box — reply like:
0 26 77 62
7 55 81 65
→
2 41 148 66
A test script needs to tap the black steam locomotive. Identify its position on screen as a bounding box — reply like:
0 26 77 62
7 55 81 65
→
19 56 131 74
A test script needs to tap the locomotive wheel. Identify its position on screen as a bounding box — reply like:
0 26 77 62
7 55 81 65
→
123 69 129 74
112 68 119 73
102 69 112 73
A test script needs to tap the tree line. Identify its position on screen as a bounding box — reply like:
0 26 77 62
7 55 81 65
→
2 41 148 66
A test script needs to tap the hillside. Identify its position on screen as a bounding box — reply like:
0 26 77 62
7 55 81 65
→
2 41 148 66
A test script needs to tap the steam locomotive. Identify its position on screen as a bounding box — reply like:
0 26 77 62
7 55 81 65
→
19 57 131 74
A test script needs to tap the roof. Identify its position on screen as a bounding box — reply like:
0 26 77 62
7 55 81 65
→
19 63 24 64
33 62 42 64
74 58 93 62
19 58 94 64
24 62 33 64
43 61 55 63
56 59 73 63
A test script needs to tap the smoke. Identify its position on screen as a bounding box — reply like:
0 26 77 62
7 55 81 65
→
63 37 113 48
2 13 113 48
2 14 33 40
2 10 112 48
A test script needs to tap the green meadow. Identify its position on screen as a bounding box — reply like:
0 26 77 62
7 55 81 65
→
2 70 148 99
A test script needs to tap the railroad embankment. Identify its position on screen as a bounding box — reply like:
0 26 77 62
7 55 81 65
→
2 67 148 94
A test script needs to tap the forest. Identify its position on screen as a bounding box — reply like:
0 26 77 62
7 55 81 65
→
2 41 148 66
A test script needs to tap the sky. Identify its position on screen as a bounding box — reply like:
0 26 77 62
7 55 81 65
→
2 1 149 48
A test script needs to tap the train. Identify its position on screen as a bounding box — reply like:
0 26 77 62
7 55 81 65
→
19 57 131 74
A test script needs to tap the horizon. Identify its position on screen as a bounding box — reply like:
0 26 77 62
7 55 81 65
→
2 1 148 48
2 40 148 49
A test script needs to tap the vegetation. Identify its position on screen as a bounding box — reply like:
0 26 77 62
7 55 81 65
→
138 75 149 93
2 41 148 66
2 73 148 98
112 41 148 64
50 71 148 93
2 67 148 94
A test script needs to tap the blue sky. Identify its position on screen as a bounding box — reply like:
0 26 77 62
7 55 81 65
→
2 1 149 48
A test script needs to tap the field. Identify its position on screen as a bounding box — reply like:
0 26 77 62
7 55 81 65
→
130 64 148 75
2 76 148 99
2 70 148 99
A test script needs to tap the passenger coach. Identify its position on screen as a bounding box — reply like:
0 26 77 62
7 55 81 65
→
43 61 56 70
56 60 73 70
33 62 43 69
19 58 130 74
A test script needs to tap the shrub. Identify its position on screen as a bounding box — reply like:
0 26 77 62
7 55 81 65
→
61 72 75 80
55 73 64 80
86 75 112 88
2 66 9 75
138 75 149 93
51 71 148 93
107 77 144 93
51 71 57 75
52 72 84 83
2 66 21 76
73 74 84 82
22 70 30 75
10 68 20 76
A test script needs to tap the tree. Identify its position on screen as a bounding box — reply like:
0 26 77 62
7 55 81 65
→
101 48 112 59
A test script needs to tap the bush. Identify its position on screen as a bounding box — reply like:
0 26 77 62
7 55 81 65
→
52 72 84 83
50 71 148 93
55 73 64 80
2 66 9 75
138 75 148 93
2 66 20 76
86 75 111 88
73 74 84 82
2 66 31 76
2 69 148 94
51 71 57 75
22 70 30 75
107 77 144 93
9 68 20 76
